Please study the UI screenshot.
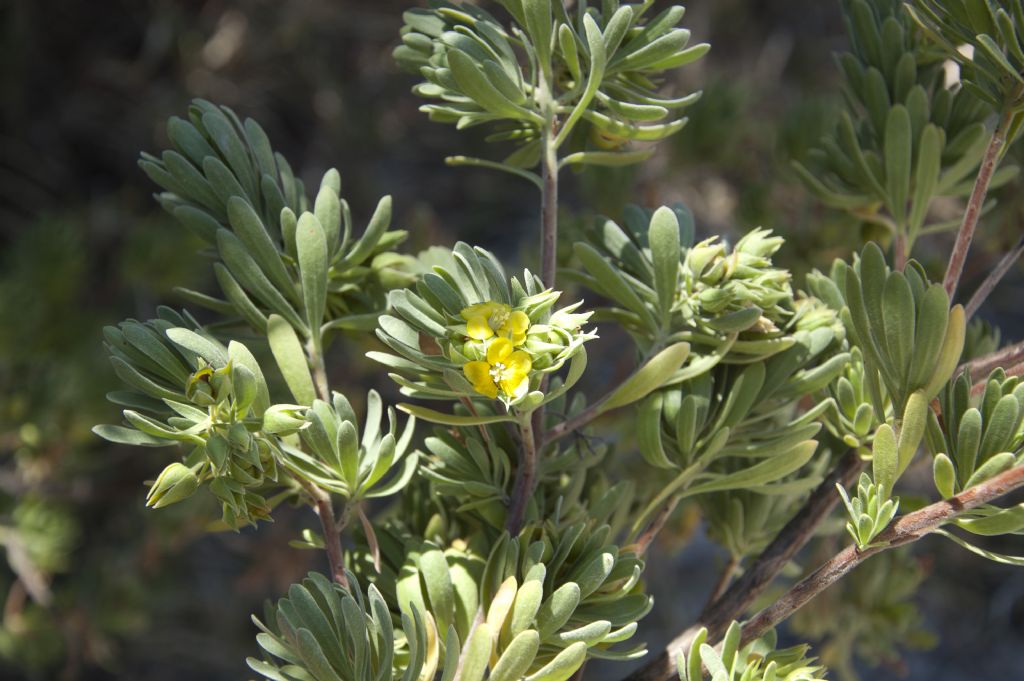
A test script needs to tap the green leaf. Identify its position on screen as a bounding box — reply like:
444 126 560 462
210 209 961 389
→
217 228 306 333
268 314 316 405
337 421 359 487
92 424 175 447
525 642 586 681
872 423 898 495
910 123 943 235
649 206 681 326
166 328 228 367
683 440 818 496
897 391 929 477
228 340 271 416
922 304 965 399
314 183 342 255
396 404 516 426
559 149 656 167
933 453 956 498
448 49 530 120
522 0 553 73
509 578 543 638
227 196 294 297
574 242 657 331
600 343 690 412
907 284 950 392
558 23 581 81
489 630 539 681
956 503 1024 536
535 583 578 639
459 623 493 681
882 272 915 386
342 196 392 268
297 213 329 336
418 546 455 636
884 105 912 226
934 529 1024 566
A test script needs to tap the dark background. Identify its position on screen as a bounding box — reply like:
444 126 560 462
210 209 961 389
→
1 1 1022 679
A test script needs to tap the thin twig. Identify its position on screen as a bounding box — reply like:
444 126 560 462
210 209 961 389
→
738 462 1024 647
894 233 907 272
306 339 330 403
704 556 740 610
507 416 538 534
621 450 864 681
300 336 350 586
959 339 1024 379
533 77 560 464
631 496 680 556
540 108 559 290
943 110 1013 300
446 156 543 189
964 237 1024 320
543 397 606 446
296 476 349 588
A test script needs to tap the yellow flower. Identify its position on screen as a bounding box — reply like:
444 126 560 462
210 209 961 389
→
460 302 530 346
463 337 532 399
461 301 507 341
501 311 530 345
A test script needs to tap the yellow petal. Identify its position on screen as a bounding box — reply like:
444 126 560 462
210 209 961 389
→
505 350 532 376
509 331 527 346
500 372 529 398
506 311 530 335
487 337 514 364
466 315 495 340
463 361 498 398
461 301 504 321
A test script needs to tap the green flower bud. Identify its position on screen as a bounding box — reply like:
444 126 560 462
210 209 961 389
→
187 367 216 406
146 462 200 508
231 364 258 415
686 241 724 278
227 422 252 450
206 434 230 470
262 404 309 435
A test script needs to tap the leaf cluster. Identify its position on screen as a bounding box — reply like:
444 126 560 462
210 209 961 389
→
394 1 706 171
141 99 413 339
677 623 828 681
907 0 1024 115
795 0 1013 250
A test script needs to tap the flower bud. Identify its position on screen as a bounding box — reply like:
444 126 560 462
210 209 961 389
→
186 367 216 406
146 462 200 508
262 404 309 435
228 422 252 450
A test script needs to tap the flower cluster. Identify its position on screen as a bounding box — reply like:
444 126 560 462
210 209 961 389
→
679 228 793 335
373 243 594 414
93 312 281 528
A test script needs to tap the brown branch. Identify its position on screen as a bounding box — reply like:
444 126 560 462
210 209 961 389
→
305 338 331 403
972 362 1024 396
507 416 538 534
943 110 1013 300
296 476 349 588
631 496 680 556
738 463 1024 648
964 237 1024 320
543 398 607 447
959 339 1024 379
621 450 864 681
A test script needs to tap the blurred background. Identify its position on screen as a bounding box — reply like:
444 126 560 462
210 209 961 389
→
1 1 1022 679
